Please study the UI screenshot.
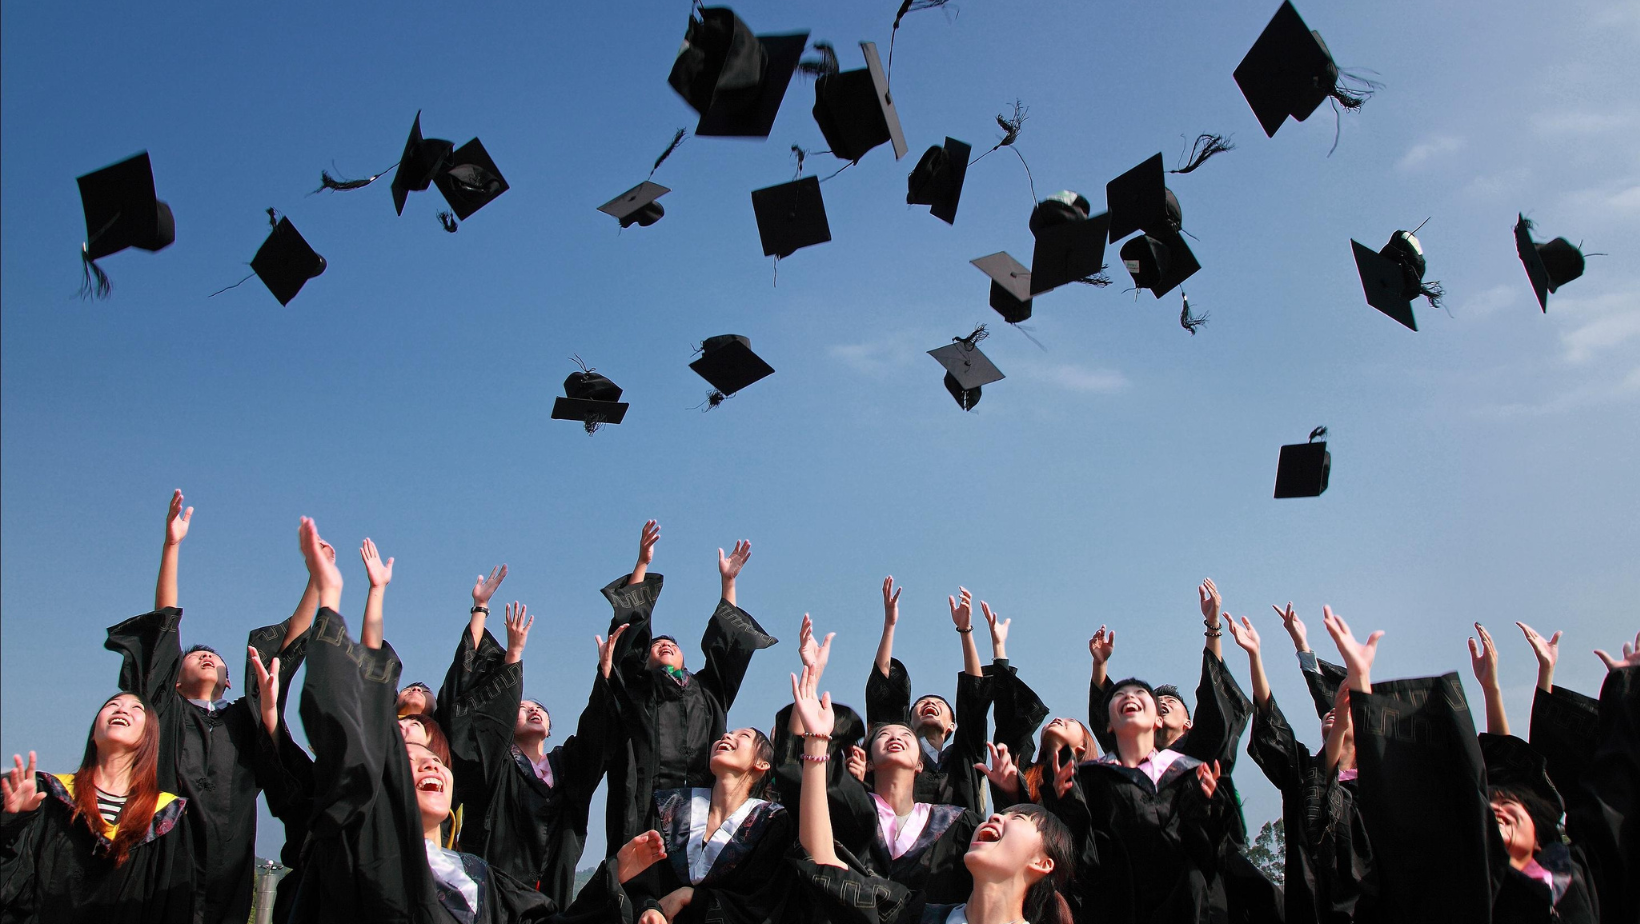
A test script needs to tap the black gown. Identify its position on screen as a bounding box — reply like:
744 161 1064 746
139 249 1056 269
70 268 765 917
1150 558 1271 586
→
864 658 994 812
287 606 635 924
1478 733 1598 924
1556 667 1637 924
103 607 310 924
600 573 778 853
0 772 195 923
623 787 800 924
1246 694 1375 924
985 658 1051 807
438 625 615 905
790 857 976 924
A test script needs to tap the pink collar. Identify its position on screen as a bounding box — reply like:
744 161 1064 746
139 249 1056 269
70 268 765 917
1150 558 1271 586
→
1520 857 1554 890
870 794 932 859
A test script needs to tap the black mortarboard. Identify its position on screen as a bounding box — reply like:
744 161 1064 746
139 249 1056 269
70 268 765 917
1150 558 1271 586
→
929 331 1003 412
668 8 809 138
1479 733 1564 833
1514 215 1586 312
434 139 508 221
1353 230 1441 331
251 217 326 306
1120 231 1199 298
1274 428 1330 498
907 137 971 225
1105 154 1181 243
1234 2 1362 138
691 335 775 397
552 366 629 434
1029 191 1112 295
751 176 831 258
391 112 456 216
971 252 1033 323
812 41 908 163
599 182 670 229
76 152 175 297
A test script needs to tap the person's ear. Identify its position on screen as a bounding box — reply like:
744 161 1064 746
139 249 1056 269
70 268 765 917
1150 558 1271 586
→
1026 853 1055 878
754 757 771 774
1182 718 1192 731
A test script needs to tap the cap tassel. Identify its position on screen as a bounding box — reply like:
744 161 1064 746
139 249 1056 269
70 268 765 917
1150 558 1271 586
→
207 271 256 298
648 128 689 181
1179 291 1208 334
798 41 839 78
78 245 112 300
1418 279 1446 313
310 162 395 195
1170 134 1235 175
1074 266 1114 288
1309 426 1328 442
970 101 1035 205
437 212 459 233
1325 71 1381 156
266 207 282 229
693 390 729 412
888 1 955 85
954 324 990 350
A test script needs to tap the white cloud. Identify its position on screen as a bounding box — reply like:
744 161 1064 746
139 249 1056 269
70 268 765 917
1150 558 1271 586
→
1397 135 1464 170
1476 366 1640 418
1021 363 1131 394
1533 110 1633 135
1462 284 1518 319
1562 301 1640 364
1564 181 1640 215
1465 167 1530 199
827 335 919 375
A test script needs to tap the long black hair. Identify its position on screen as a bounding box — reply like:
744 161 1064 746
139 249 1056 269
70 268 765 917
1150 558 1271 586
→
1000 803 1075 924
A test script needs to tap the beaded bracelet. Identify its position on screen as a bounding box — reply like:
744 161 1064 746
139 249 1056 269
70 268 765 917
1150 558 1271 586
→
801 753 831 763
801 732 833 741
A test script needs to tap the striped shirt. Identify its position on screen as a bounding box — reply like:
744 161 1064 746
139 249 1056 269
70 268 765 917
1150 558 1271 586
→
95 787 127 826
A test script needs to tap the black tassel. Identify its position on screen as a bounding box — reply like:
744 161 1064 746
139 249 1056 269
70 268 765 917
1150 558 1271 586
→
207 271 256 298
693 390 729 412
1308 426 1328 442
892 0 953 30
790 145 809 179
1180 291 1208 334
1170 134 1235 174
1418 280 1445 312
971 100 1027 163
266 208 281 229
648 128 689 180
78 246 112 300
954 324 990 349
798 41 839 77
1330 70 1381 110
437 212 459 233
311 169 386 194
1075 268 1114 287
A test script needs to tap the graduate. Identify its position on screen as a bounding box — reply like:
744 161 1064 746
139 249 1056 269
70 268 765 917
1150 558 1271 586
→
600 520 777 852
865 579 994 811
986 613 1096 807
284 515 658 924
790 653 1078 924
437 596 620 906
101 491 314 924
0 693 196 923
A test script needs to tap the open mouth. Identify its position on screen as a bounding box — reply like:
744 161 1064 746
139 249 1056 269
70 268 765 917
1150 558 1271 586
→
973 822 1002 844
416 776 446 793
714 739 735 753
109 715 132 728
1121 701 1143 716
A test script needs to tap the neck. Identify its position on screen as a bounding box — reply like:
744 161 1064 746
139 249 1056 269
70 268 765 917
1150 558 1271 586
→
1156 726 1183 749
93 749 137 795
1509 849 1534 872
710 772 755 824
423 815 445 845
920 726 948 751
873 766 917 814
1114 728 1156 768
964 875 1029 924
178 682 216 702
516 734 547 761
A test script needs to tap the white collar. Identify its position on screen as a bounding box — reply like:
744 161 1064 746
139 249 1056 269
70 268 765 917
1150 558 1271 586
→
685 788 765 885
946 907 1028 924
424 839 479 917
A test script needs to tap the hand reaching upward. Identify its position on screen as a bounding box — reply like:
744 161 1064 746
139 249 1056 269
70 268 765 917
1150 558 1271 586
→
949 587 974 632
165 490 193 547
718 540 752 582
1594 630 1640 671
361 538 394 588
1199 578 1222 629
2 753 45 814
1088 626 1115 666
1467 623 1502 690
882 576 902 627
472 565 507 607
504 602 534 663
1225 615 1261 656
595 624 629 679
975 742 1021 797
1515 621 1561 692
248 647 282 736
1323 606 1382 693
981 601 1010 660
1274 603 1309 653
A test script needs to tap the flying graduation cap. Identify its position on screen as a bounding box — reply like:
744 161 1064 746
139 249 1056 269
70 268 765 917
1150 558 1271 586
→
928 326 1004 411
810 41 908 163
552 360 629 434
1274 426 1330 498
907 137 971 224
434 139 509 223
1107 155 1200 299
316 111 506 229
751 176 831 259
1352 226 1442 331
1233 1 1375 140
251 215 327 306
1514 215 1587 312
690 335 775 407
598 130 689 229
971 253 1033 324
391 112 455 215
668 7 809 138
1028 190 1112 295
75 152 176 298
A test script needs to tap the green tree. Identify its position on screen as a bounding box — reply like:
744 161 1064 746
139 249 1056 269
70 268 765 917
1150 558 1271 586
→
1245 819 1285 886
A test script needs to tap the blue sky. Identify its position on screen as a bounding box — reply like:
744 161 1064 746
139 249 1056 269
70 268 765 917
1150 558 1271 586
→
3 0 1637 861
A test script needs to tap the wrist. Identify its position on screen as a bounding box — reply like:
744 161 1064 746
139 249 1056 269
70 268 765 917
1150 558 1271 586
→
470 603 489 614
801 736 830 757
956 625 973 634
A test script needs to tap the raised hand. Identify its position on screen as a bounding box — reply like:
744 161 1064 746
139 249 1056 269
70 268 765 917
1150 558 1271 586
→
505 602 534 661
1322 606 1383 692
1 752 45 814
1274 602 1309 652
595 624 630 679
637 520 660 568
1199 578 1222 629
1516 622 1560 676
789 664 835 739
949 587 974 631
1196 759 1221 799
472 565 507 607
1088 626 1115 665
718 540 752 582
975 742 1020 796
165 489 193 546
1225 615 1261 656
1047 746 1076 798
797 614 835 679
615 830 667 884
248 646 282 735
1467 623 1502 689
981 601 1010 658
882 576 902 626
299 518 342 611
846 745 868 782
1594 630 1640 671
360 538 394 588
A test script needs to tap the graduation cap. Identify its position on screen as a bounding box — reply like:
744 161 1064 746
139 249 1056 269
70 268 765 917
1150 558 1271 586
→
552 361 629 435
811 41 908 163
929 326 1003 411
434 139 508 222
1120 231 1199 298
251 216 326 306
599 182 670 229
1105 154 1181 243
1514 215 1586 312
669 7 809 138
1028 191 1112 295
76 152 176 298
1478 733 1564 835
971 252 1033 323
907 137 971 224
1352 227 1442 332
751 176 831 258
690 335 774 406
1274 426 1330 498
390 112 456 216
1233 2 1374 139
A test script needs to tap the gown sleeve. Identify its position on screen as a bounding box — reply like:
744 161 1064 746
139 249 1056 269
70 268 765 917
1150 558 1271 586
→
602 573 664 683
244 613 312 713
1302 655 1349 720
790 855 926 924
1564 666 1638 924
443 630 525 825
1088 674 1115 756
1246 694 1304 793
692 598 778 713
942 670 994 813
1528 683 1600 806
1178 649 1253 771
987 661 1047 810
104 607 184 710
556 673 617 805
867 658 914 728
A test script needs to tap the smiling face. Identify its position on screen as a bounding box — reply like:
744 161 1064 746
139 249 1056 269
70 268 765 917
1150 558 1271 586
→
177 649 226 699
515 700 551 740
1491 795 1539 867
912 695 953 737
94 694 148 752
707 727 771 778
1106 684 1163 737
965 810 1056 884
1042 717 1090 758
407 742 454 825
399 718 430 748
1156 695 1191 745
396 685 433 717
648 638 685 672
868 723 924 774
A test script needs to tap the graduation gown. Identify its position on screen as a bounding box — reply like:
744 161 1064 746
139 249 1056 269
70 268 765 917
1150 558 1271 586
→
1246 695 1375 924
287 607 636 924
438 625 615 905
1489 842 1598 924
625 787 800 924
103 607 309 924
985 658 1051 807
1559 666 1638 924
790 857 978 924
600 573 777 852
1046 751 1231 924
0 773 194 924
864 658 994 812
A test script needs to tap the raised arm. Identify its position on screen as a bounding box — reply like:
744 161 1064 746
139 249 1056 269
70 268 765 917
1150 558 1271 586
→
282 535 333 651
467 565 508 650
248 647 283 737
503 600 533 665
1088 625 1114 690
359 539 394 650
1321 684 1352 775
1225 614 1271 708
154 489 192 611
981 600 1009 662
874 576 900 679
717 539 751 608
950 587 983 677
1199 578 1224 662
1515 621 1560 693
1466 623 1509 735
1323 606 1380 695
792 661 842 868
628 519 659 586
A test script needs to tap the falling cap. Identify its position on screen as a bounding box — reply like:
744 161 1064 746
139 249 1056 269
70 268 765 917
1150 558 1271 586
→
599 182 670 229
391 112 456 216
252 217 326 306
77 152 175 260
1274 427 1330 498
1233 1 1359 138
1352 230 1440 331
1120 231 1199 298
668 7 809 138
690 335 775 397
811 41 908 163
434 139 508 221
971 252 1033 323
1514 215 1585 312
552 366 630 433
1029 191 1111 295
751 176 831 258
1105 154 1181 243
930 330 1003 412
907 137 971 225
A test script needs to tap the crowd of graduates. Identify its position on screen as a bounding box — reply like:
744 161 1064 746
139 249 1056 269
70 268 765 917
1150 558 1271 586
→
1 492 1635 924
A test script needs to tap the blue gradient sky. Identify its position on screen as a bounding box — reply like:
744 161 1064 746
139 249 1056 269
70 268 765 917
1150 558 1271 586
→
3 0 1637 861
